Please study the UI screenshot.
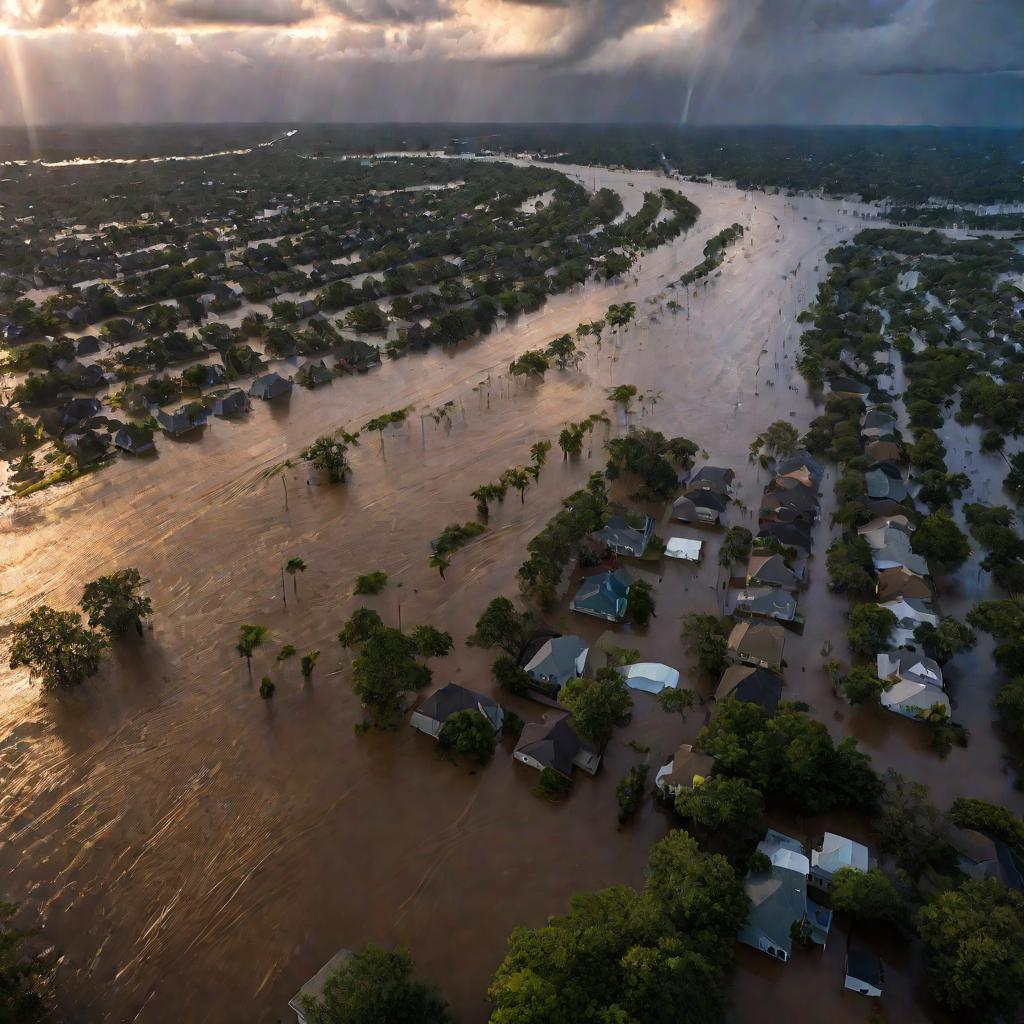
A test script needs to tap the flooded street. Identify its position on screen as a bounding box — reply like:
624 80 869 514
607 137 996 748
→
1 162 1016 1023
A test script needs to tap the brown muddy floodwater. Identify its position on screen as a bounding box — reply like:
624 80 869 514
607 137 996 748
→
1 163 1018 1024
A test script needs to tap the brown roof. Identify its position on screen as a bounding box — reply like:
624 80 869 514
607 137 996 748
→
661 744 715 790
727 621 785 668
865 440 902 464
877 567 931 602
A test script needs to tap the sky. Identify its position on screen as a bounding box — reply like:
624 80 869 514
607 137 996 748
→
0 0 1022 125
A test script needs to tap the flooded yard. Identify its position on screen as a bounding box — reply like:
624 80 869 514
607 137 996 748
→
1 163 1017 1023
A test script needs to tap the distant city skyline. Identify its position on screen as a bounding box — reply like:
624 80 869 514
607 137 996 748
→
0 0 1022 125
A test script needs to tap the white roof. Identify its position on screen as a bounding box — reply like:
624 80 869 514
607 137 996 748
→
666 537 703 561
812 832 869 874
771 848 810 875
881 679 950 717
617 662 680 694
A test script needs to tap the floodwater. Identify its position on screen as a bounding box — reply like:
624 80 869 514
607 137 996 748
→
1 162 1018 1024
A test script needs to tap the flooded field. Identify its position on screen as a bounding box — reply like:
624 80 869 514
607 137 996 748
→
1 162 1017 1023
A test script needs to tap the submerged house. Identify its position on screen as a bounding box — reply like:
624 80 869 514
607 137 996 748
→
672 489 728 525
157 403 208 437
876 567 931 603
727 621 785 673
593 513 654 558
113 423 156 455
877 650 947 720
687 466 735 495
570 569 633 623
845 945 884 999
409 682 503 740
513 714 601 779
655 744 715 798
738 830 831 962
745 553 802 592
296 359 333 388
734 588 798 623
288 949 353 1024
206 387 251 418
809 833 870 892
249 372 293 401
522 635 588 695
714 665 783 716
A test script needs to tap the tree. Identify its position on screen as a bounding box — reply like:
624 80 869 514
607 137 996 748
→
301 650 319 679
529 440 552 475
236 624 268 680
847 603 896 656
363 409 409 459
914 616 976 664
558 423 585 460
286 557 307 598
606 384 638 418
353 571 387 596
825 538 876 596
681 614 729 678
259 676 275 699
338 607 384 648
917 879 1024 1023
627 579 656 626
969 598 1024 674
950 798 1024 851
674 776 764 868
749 420 799 464
410 625 453 659
560 668 632 748
9 607 105 690
80 568 152 638
0 900 52 1023
658 687 696 722
438 709 497 764
301 946 451 1024
995 677 1024 747
501 466 532 505
912 508 971 571
616 763 649 825
467 597 531 657
487 830 744 1024
830 867 907 929
351 628 431 728
718 526 752 568
545 334 582 370
1005 450 1024 503
508 349 550 378
876 770 956 879
839 666 887 705
302 433 359 483
492 655 532 696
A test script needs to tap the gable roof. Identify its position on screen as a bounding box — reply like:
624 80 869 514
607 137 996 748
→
876 567 931 602
715 665 783 715
728 621 785 669
656 744 715 792
570 569 632 621
812 833 869 877
734 588 797 622
688 466 735 494
523 636 588 688
514 715 598 778
415 682 500 727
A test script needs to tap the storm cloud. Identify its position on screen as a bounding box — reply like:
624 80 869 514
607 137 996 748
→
0 0 1021 124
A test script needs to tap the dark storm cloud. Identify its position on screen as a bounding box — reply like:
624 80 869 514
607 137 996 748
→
323 0 454 24
155 0 314 26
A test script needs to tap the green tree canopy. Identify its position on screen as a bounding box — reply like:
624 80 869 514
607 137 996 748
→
917 879 1024 1022
80 568 152 638
351 628 432 728
560 668 632 748
302 946 451 1024
438 709 497 764
830 867 907 929
912 508 971 571
9 607 105 690
0 900 52 1023
467 598 532 657
848 603 896 656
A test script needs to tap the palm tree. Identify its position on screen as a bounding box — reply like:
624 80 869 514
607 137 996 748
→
530 440 552 473
285 557 307 598
300 650 320 679
607 384 638 423
236 624 269 681
502 466 532 504
429 552 450 579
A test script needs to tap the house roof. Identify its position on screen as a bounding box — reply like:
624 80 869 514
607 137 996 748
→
775 452 824 483
735 588 797 622
728 621 785 668
688 466 735 494
523 636 588 688
846 947 884 988
676 489 729 512
515 715 597 778
417 682 498 723
812 833 870 876
740 831 809 958
865 468 909 502
617 663 680 694
665 537 703 561
877 650 943 688
757 522 812 553
570 569 632 620
594 514 653 554
877 567 931 602
747 553 800 588
288 949 353 1015
880 679 950 718
864 440 902 464
656 744 715 792
715 665 783 714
